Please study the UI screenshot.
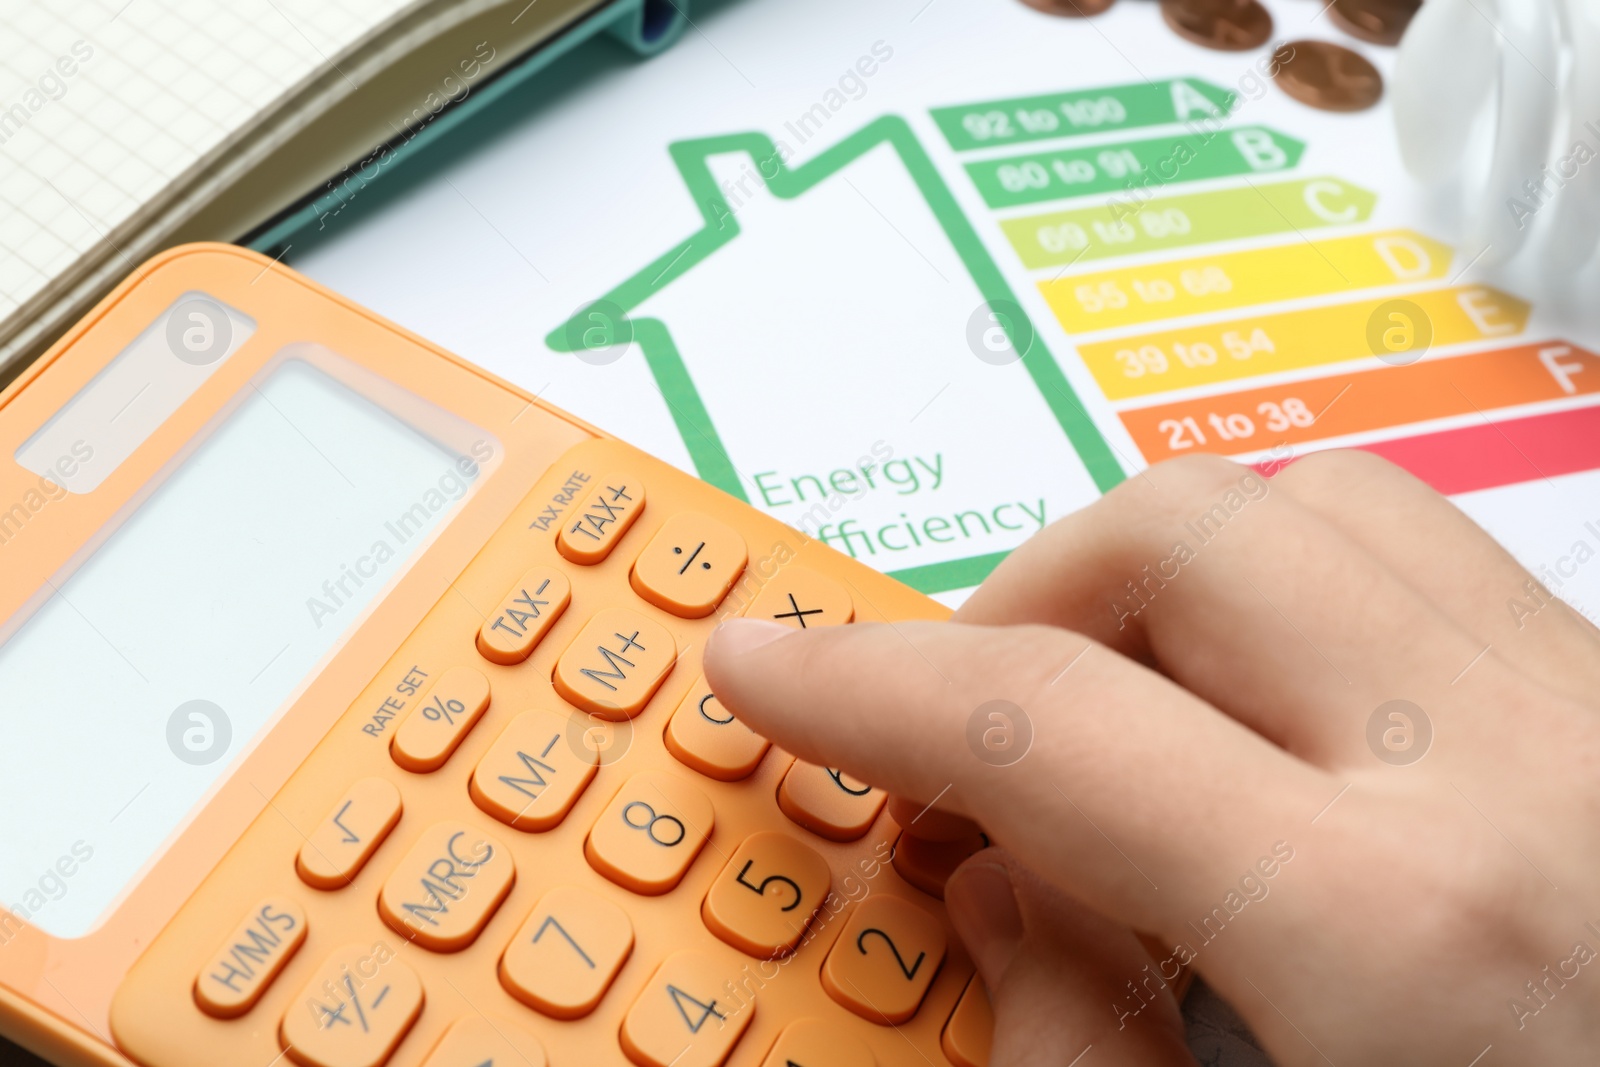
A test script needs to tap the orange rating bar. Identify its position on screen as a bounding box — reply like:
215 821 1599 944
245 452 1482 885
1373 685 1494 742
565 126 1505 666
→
1121 340 1600 460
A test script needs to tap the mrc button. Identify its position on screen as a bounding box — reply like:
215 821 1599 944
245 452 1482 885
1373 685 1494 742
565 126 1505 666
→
193 898 308 1019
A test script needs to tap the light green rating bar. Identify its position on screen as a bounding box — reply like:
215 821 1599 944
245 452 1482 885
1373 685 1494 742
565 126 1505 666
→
1001 177 1378 269
931 78 1237 152
966 126 1306 209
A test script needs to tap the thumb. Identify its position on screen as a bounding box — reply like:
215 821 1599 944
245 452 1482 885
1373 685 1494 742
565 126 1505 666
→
944 850 1193 1067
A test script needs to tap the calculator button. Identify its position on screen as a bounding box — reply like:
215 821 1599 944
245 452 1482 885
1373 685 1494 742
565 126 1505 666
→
942 976 995 1067
701 831 830 958
744 566 853 629
297 778 404 890
777 762 886 842
619 950 754 1067
476 567 572 665
759 1019 876 1067
556 473 645 564
892 831 990 900
280 943 423 1067
499 885 634 1019
378 822 515 952
630 512 748 618
390 666 491 773
193 898 307 1019
470 709 599 832
585 772 715 895
420 1016 547 1067
663 676 770 781
822 895 947 1025
553 609 676 720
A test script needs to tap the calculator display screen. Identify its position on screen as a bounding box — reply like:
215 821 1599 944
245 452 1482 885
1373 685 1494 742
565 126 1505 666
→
0 357 481 938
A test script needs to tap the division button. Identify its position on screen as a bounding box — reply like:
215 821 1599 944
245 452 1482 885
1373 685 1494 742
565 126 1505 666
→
470 709 600 832
280 942 423 1067
419 1016 547 1067
378 822 515 952
619 951 754 1067
499 885 634 1019
585 772 714 895
556 473 645 565
777 762 886 842
297 778 404 891
821 894 947 1025
701 831 830 959
552 609 676 720
630 512 748 618
744 567 853 629
663 676 770 781
477 567 571 665
390 666 492 773
194 898 308 1019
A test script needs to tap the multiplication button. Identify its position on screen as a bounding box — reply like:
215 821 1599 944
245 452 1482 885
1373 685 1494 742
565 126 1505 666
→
744 566 853 629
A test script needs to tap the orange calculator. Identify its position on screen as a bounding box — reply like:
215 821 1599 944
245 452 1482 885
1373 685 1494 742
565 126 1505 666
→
0 245 995 1067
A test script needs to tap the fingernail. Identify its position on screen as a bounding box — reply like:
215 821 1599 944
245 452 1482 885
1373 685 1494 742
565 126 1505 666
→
945 863 1024 981
708 618 792 657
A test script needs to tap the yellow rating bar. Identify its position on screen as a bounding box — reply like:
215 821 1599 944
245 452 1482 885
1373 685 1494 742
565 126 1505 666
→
1042 230 1455 332
1079 286 1531 400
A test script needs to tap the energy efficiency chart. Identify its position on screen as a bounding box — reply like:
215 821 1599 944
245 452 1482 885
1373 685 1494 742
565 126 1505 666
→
548 115 1124 595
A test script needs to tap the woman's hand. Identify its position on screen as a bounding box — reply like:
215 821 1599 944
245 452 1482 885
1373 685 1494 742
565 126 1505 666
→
704 451 1600 1066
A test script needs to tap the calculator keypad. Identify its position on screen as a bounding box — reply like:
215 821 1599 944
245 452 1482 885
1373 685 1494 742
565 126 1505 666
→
552 609 676 720
377 823 515 952
296 778 404 890
499 886 634 1020
280 943 424 1067
389 667 492 773
584 772 714 895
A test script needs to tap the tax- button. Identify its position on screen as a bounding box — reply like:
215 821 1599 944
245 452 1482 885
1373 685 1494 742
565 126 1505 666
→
630 512 748 618
777 762 886 842
663 676 770 782
553 609 676 720
585 772 714 895
390 666 491 773
942 976 995 1067
470 709 599 832
477 566 571 665
744 566 853 629
500 885 634 1019
296 778 403 890
822 895 947 1025
420 1016 547 1067
378 822 515 952
702 831 830 959
619 951 754 1067
759 1019 875 1067
556 473 645 564
194 898 307 1019
280 943 423 1067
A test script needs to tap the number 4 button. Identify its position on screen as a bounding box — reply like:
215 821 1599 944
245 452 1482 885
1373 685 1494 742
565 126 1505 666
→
620 951 754 1067
821 895 947 1025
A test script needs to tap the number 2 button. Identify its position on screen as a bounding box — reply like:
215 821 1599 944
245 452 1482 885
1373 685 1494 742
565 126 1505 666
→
822 895 947 1025
702 832 829 958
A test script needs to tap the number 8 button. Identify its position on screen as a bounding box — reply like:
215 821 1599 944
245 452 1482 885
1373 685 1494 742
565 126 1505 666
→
585 772 715 895
701 832 830 958
822 894 947 1024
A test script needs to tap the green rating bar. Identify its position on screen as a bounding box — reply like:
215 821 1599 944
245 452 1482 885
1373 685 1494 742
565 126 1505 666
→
1001 177 1378 268
966 126 1306 209
932 78 1236 152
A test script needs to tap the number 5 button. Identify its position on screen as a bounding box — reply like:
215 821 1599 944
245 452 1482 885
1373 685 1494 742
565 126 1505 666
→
702 832 829 958
585 772 714 895
822 895 947 1025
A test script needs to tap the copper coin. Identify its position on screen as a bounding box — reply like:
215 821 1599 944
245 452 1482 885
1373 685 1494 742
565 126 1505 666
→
1328 0 1421 47
1018 0 1117 16
1160 0 1273 51
1271 40 1384 112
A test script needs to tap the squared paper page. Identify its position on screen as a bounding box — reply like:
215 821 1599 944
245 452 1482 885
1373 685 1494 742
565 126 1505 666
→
0 0 412 325
292 0 1600 623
